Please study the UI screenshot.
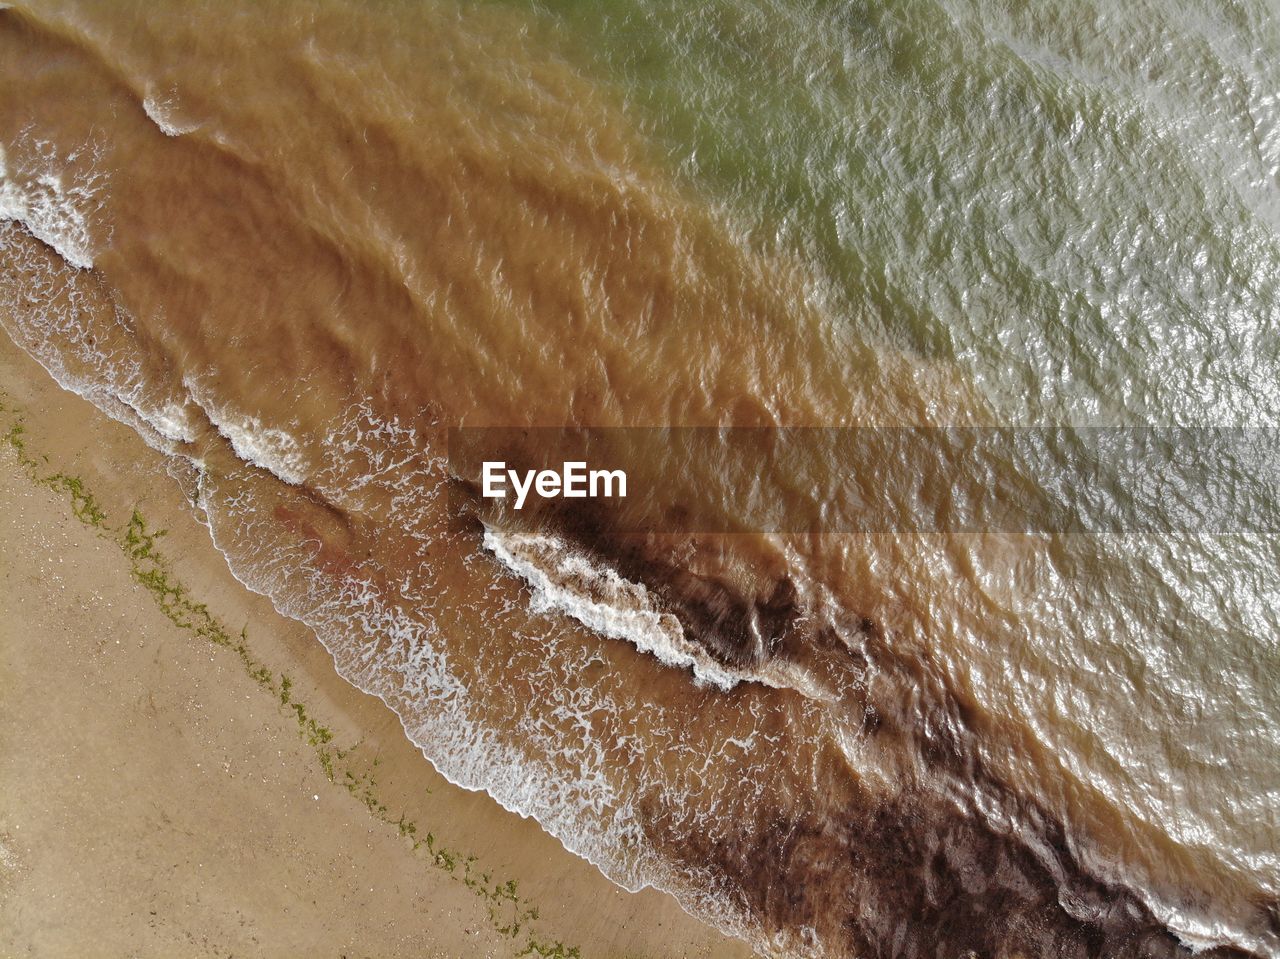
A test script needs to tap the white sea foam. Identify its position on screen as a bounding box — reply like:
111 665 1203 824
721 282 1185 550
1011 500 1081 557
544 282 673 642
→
319 400 443 500
483 526 747 691
137 398 199 444
484 525 835 703
142 89 198 138
0 196 184 464
0 135 108 270
184 377 308 484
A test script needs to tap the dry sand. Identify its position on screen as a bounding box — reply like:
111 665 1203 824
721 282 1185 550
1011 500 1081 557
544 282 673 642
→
0 334 753 959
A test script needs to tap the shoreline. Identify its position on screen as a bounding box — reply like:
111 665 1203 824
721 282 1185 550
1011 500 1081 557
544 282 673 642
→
0 332 753 959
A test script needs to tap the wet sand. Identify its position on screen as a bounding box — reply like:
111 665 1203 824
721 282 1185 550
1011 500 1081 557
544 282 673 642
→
0 333 753 959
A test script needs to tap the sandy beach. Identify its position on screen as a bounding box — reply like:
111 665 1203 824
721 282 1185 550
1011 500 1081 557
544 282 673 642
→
0 333 752 959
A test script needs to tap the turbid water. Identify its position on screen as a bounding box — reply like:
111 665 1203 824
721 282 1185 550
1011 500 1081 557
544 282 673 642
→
1 1 1277 956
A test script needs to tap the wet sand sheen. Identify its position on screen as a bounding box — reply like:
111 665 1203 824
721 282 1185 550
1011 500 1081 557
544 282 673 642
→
1 1 1277 957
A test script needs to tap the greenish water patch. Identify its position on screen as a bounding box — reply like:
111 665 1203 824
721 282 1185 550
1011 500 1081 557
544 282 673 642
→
495 0 1280 423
